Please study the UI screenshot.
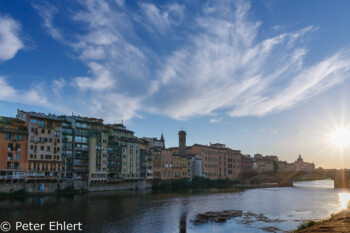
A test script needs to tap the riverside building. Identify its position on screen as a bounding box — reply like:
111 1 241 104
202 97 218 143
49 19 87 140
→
0 117 28 181
17 110 62 181
169 131 242 180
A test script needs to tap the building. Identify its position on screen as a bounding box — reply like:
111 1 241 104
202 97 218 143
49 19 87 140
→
139 139 150 179
64 116 91 180
241 155 254 174
255 156 274 173
160 150 188 180
161 150 174 180
0 117 28 181
294 155 315 173
88 117 108 185
142 135 167 180
142 134 165 149
189 154 203 181
169 131 242 180
151 150 162 179
17 110 62 181
107 124 140 179
106 134 123 180
60 120 74 179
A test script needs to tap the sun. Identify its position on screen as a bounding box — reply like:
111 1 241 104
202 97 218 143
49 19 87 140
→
331 128 350 148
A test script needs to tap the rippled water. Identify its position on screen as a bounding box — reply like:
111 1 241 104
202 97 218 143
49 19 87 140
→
0 179 349 233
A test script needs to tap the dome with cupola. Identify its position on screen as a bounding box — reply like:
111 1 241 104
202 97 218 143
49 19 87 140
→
296 155 304 163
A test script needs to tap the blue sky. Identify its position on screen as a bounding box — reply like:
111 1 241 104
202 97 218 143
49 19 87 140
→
1 0 350 168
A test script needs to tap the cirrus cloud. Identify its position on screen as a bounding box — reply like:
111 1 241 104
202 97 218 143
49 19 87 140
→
23 0 350 122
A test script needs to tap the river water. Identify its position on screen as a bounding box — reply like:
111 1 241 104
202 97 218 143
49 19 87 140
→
0 179 349 233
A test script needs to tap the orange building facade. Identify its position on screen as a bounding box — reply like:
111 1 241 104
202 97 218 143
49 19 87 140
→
0 117 28 181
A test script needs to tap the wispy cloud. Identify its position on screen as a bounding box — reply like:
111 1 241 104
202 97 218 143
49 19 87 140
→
25 0 350 122
148 1 350 120
31 2 63 40
139 3 185 34
0 14 24 61
0 76 47 105
209 117 223 124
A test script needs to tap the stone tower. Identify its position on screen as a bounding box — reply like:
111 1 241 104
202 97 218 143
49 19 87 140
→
179 130 187 156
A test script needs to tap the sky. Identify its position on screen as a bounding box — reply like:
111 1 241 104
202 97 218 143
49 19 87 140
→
1 0 350 169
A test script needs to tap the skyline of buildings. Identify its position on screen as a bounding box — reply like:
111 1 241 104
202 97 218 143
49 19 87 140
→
0 109 318 184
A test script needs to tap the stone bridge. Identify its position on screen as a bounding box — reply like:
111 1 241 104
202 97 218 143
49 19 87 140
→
277 170 350 188
276 171 304 187
334 169 350 188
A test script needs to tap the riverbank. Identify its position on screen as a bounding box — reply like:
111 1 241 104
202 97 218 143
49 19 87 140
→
152 177 278 191
296 210 350 232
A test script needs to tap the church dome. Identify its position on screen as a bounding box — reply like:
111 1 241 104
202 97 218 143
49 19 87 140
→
296 155 304 163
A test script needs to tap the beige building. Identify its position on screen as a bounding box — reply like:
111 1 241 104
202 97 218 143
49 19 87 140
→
17 110 62 181
88 118 108 185
169 131 242 180
160 150 188 180
107 124 140 179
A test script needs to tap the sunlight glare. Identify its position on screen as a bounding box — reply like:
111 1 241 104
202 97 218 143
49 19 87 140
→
338 193 350 209
331 129 350 148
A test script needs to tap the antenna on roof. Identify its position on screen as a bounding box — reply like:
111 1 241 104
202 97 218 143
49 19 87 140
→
122 120 124 125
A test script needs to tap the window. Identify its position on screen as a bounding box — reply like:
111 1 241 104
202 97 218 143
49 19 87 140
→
41 129 45 134
62 122 70 127
38 120 45 127
15 144 20 151
75 136 88 143
30 119 38 124
15 153 20 160
47 146 51 152
54 131 60 137
8 143 13 151
48 130 51 134
163 171 166 177
76 122 88 128
5 133 12 139
7 162 13 169
17 135 23 140
8 153 13 160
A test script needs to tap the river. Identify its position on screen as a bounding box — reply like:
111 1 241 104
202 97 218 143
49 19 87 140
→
0 179 349 233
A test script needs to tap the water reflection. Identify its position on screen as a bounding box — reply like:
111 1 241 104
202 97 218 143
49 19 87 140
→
0 180 348 233
338 192 350 209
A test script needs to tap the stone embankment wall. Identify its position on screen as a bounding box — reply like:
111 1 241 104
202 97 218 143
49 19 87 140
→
0 179 151 193
88 180 152 192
